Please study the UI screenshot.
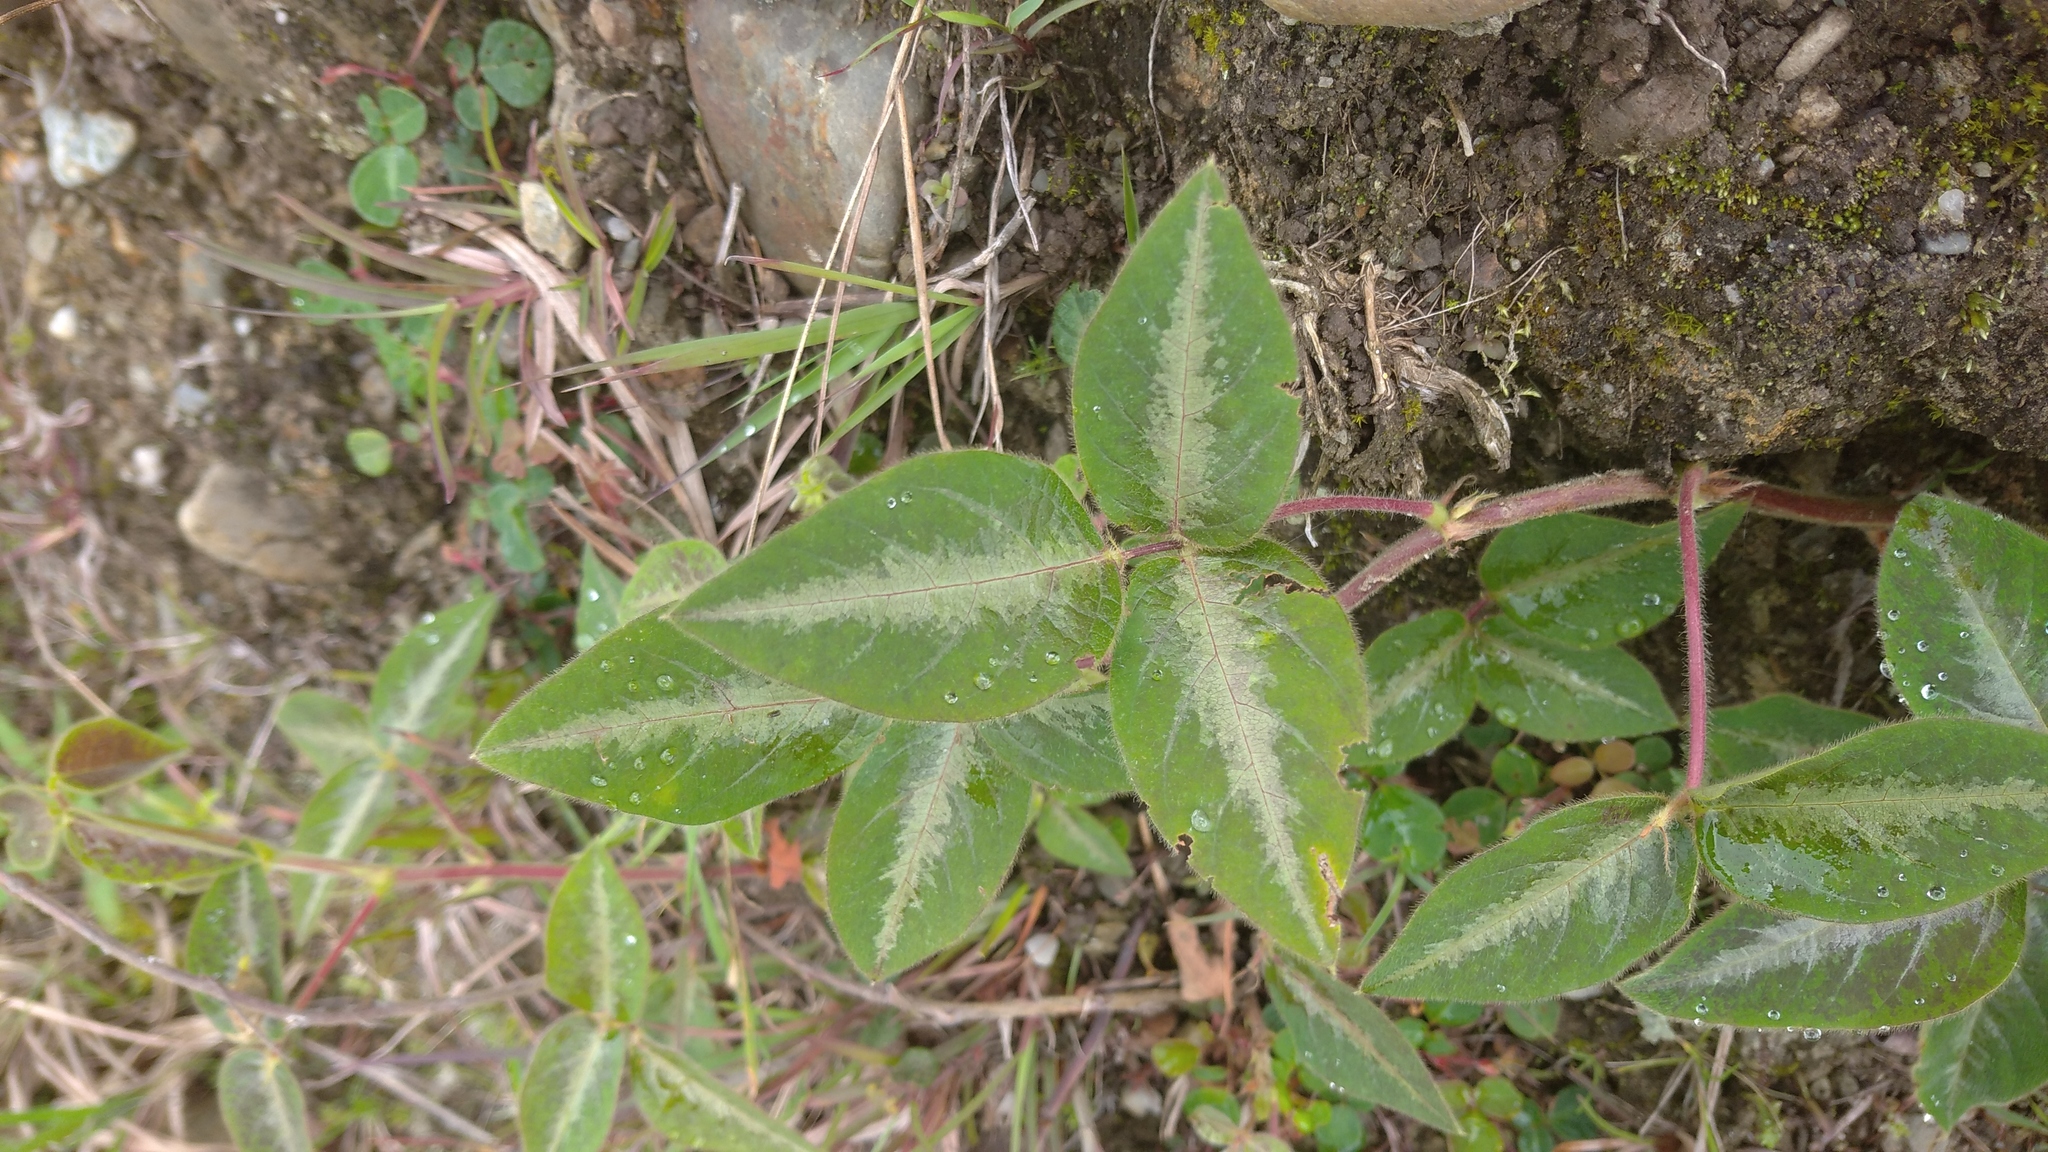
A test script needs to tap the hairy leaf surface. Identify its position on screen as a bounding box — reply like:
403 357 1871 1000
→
575 545 626 651
1069 162 1300 547
678 451 1119 722
978 686 1128 795
66 815 242 886
287 761 395 941
546 847 652 1022
1113 553 1366 963
1479 504 1745 648
1033 797 1133 877
217 1048 312 1152
1621 884 2025 1029
631 1039 813 1152
825 722 1032 978
476 612 887 826
1268 956 1461 1132
50 717 184 791
1916 890 2048 1129
1698 719 2048 921
187 865 284 1031
1353 610 1476 770
1471 618 1676 741
1364 797 1696 1001
620 539 727 621
1705 694 1880 778
1879 494 2048 731
518 1014 625 1152
369 595 496 751
275 691 382 777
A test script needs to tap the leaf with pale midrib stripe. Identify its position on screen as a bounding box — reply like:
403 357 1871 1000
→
630 1038 814 1152
1364 796 1696 1001
825 722 1032 979
287 761 395 942
677 451 1120 722
217 1047 313 1152
1916 890 2048 1128
545 847 652 1022
1697 718 2048 922
368 595 496 751
1069 161 1301 548
476 611 886 826
1352 609 1476 771
1621 884 2026 1030
1472 618 1676 741
518 1014 626 1152
1268 956 1460 1132
1880 493 2048 732
1113 552 1366 964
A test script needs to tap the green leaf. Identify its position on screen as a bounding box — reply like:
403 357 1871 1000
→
0 787 58 871
978 686 1129 795
1353 610 1476 770
1070 161 1301 548
1471 618 1676 741
442 38 476 76
476 611 887 825
1050 285 1102 367
453 82 498 133
1620 883 2027 1029
187 865 284 1030
65 815 243 886
1879 493 2048 732
478 19 554 108
49 716 183 791
720 807 763 859
825 722 1032 978
518 1014 625 1152
1705 693 1880 777
619 539 727 621
630 1038 814 1152
349 144 420 228
1916 890 2048 1128
368 595 496 754
0 1095 137 1152
677 451 1120 723
1268 955 1462 1132
217 1048 313 1152
1034 797 1133 876
576 546 626 652
344 427 392 476
1697 718 2048 922
1479 504 1746 648
286 762 395 942
372 85 426 145
546 847 652 1022
1490 745 1545 798
1443 787 1508 846
1501 1000 1560 1040
275 691 382 777
1360 784 1446 877
1113 552 1366 963
486 475 547 572
1365 796 1697 1002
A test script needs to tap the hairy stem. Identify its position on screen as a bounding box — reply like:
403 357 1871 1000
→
1269 494 1438 520
1679 465 1710 791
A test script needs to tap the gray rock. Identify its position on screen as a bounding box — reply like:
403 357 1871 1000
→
588 0 637 48
40 104 137 188
685 0 920 279
179 242 229 313
1257 0 1542 27
1918 231 1972 257
1775 8 1852 84
75 0 155 43
1788 86 1843 135
188 123 235 171
176 462 341 584
25 216 59 265
519 181 585 269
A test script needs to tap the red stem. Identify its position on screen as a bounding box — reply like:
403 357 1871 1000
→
1678 466 1710 791
295 893 380 1009
1270 495 1438 520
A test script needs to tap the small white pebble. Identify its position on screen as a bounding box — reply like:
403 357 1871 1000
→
1023 932 1059 968
46 305 79 341
1121 1084 1163 1117
232 314 255 337
124 444 166 493
274 8 288 23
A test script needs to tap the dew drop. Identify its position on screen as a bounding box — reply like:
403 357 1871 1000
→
1695 1000 1710 1014
1921 684 1937 699
660 748 676 765
1937 671 1950 682
1958 848 1968 859
627 655 638 666
1946 973 1958 983
624 934 637 946
1886 609 1901 621
1642 592 1662 606
632 757 645 772
900 492 912 502
423 633 441 646
1044 651 1061 665
1027 674 1038 683
629 791 641 803
1151 668 1164 680
944 691 960 705
1914 997 1927 1006
1916 640 1931 652
1960 630 1971 639
1927 886 1947 900
1693 1018 1704 1027
1898 872 1909 882
1496 984 1508 993
1991 865 2006 877
886 497 897 508
590 774 608 787
1877 1026 1892 1039
421 612 437 624
586 588 602 602
1091 405 1102 414
1190 809 1212 831
627 680 641 694
599 660 612 673
1892 548 1908 558
1802 1028 1823 1040
1876 885 1890 898
1879 660 1895 678
975 673 994 691
1766 1009 1782 1020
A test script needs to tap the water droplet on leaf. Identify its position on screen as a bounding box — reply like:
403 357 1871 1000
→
1886 609 1900 621
975 673 993 690
590 774 608 787
1803 1028 1822 1040
944 691 959 705
1927 886 1946 900
656 674 676 691
1190 810 1212 832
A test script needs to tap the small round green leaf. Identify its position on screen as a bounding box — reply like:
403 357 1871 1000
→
0 786 60 871
217 1047 313 1152
453 82 498 133
442 38 476 77
344 428 392 477
373 85 427 145
50 716 184 791
349 144 420 228
1490 745 1544 798
478 19 555 109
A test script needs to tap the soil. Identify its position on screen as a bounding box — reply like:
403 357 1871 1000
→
2 0 2046 1148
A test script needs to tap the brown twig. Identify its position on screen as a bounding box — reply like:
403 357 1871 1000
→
1042 911 1152 1126
0 0 66 29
